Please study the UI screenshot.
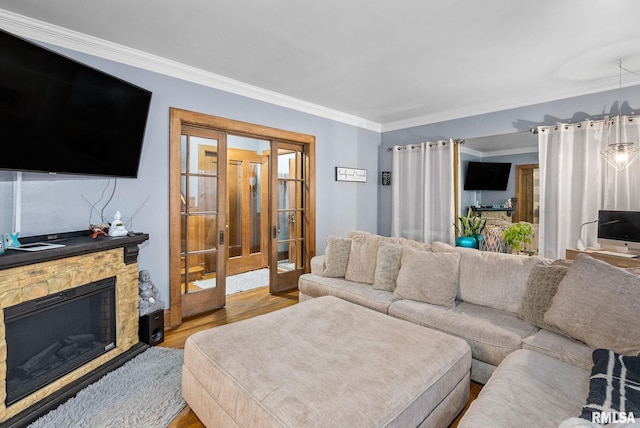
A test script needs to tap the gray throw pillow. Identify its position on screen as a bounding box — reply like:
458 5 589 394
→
372 241 403 292
322 236 352 277
518 262 568 331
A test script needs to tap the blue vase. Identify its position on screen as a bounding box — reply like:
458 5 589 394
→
455 236 478 249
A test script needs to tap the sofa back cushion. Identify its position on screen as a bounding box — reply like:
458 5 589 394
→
544 254 640 356
394 247 460 308
345 234 400 284
431 241 544 313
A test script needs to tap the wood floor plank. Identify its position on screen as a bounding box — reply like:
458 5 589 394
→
162 287 480 427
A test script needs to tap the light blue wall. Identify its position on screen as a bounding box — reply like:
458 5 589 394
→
0 42 380 306
379 84 640 236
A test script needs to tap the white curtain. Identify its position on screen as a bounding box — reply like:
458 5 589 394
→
391 140 455 244
538 116 640 259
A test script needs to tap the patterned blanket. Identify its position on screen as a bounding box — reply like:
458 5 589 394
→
580 348 640 422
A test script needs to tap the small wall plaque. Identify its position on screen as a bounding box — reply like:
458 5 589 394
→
381 171 391 186
335 167 367 183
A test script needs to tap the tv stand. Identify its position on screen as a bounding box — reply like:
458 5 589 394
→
566 248 640 269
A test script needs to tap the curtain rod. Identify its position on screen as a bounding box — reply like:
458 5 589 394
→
386 138 464 152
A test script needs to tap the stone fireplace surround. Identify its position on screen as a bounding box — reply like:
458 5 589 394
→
0 231 149 425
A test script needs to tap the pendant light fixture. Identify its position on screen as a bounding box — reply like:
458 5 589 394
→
600 60 640 172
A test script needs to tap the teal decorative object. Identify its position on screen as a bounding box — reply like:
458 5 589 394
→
4 232 20 248
454 209 486 250
455 236 478 249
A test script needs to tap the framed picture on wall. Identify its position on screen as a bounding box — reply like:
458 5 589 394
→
335 167 367 182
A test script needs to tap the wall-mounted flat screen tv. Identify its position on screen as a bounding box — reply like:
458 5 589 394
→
0 28 152 178
463 161 511 191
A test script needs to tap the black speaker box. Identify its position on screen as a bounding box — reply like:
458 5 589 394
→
139 309 164 346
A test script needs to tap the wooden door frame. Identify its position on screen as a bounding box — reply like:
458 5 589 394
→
168 108 316 328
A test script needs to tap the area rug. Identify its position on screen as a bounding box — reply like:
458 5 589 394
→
28 347 185 428
194 268 269 295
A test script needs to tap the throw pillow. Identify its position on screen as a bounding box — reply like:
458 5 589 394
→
432 241 544 314
322 236 352 277
345 234 382 284
544 254 640 356
372 241 403 292
579 348 640 422
518 262 568 331
394 247 460 308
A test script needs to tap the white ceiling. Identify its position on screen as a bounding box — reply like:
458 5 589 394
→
2 1 640 132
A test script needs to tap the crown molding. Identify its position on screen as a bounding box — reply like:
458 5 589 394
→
381 76 640 133
0 9 382 133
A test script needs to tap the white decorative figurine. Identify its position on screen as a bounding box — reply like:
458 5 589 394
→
108 211 128 237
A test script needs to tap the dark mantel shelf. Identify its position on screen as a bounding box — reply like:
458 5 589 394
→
0 231 149 270
470 207 515 216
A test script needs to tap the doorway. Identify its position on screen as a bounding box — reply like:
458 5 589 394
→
168 108 316 327
514 163 540 251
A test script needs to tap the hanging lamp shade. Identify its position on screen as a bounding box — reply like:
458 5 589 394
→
600 141 640 171
599 60 639 172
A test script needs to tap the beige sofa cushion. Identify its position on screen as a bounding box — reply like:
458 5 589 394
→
394 248 460 308
322 236 352 277
518 262 568 332
458 349 589 428
544 254 640 356
372 241 403 292
431 241 544 313
389 300 538 367
299 273 401 314
522 329 593 371
345 234 399 284
345 234 380 284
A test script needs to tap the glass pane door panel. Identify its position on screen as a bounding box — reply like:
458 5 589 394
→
181 132 220 296
228 159 242 258
182 176 218 213
249 162 261 255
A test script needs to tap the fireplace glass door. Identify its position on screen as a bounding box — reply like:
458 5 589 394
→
4 277 116 406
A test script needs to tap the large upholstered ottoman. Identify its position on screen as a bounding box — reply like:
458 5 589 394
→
182 295 471 427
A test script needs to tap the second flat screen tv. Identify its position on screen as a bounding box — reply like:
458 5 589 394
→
463 162 511 191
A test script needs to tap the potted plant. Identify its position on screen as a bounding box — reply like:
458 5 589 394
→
454 210 486 249
503 222 535 254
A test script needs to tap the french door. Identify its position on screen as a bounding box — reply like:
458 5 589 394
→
270 141 313 293
169 108 315 327
169 123 227 323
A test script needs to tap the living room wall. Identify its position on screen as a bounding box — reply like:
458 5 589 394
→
0 40 380 307
379 83 640 237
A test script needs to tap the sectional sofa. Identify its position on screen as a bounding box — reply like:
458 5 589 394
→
298 231 640 427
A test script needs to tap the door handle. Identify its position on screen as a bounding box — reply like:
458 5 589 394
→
219 230 225 245
273 226 278 239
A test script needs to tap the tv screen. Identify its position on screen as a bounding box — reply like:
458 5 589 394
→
463 161 511 191
0 29 152 178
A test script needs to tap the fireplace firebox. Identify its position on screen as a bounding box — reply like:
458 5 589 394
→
4 277 116 406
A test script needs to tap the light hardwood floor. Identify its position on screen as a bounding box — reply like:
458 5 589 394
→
162 287 480 427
